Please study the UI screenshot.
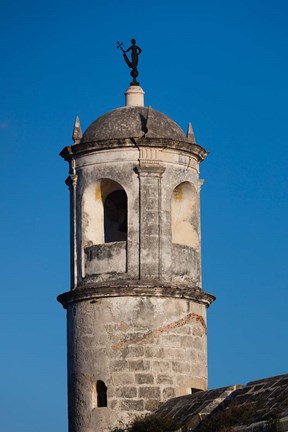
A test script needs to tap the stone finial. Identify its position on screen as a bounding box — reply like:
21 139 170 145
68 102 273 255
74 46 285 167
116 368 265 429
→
72 116 83 144
125 85 145 107
187 122 196 144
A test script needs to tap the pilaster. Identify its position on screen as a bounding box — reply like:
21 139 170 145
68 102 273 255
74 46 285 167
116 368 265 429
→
135 164 165 280
65 158 78 289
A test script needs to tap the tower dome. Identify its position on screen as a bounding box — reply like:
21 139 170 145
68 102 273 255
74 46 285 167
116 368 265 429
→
81 106 186 143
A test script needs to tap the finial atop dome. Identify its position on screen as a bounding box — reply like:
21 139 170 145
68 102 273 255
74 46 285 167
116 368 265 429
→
187 122 196 144
117 38 142 86
125 85 145 107
72 116 82 144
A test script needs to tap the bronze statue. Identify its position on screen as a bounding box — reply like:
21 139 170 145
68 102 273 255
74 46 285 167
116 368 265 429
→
117 39 142 86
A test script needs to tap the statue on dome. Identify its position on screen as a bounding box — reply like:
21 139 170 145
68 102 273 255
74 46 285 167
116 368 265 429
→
117 39 142 86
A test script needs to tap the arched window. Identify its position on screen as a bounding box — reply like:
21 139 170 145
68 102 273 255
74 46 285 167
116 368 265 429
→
96 380 107 407
82 179 128 246
171 182 199 249
104 189 127 243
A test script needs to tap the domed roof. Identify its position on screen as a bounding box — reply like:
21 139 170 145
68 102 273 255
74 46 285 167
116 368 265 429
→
81 106 186 144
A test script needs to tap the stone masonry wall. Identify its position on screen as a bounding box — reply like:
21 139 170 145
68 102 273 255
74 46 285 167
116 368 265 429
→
67 296 207 432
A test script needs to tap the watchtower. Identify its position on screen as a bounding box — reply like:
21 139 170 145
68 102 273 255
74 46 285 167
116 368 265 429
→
58 84 215 432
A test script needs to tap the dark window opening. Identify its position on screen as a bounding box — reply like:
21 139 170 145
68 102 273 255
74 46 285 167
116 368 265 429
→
191 387 202 394
97 380 107 407
104 190 127 243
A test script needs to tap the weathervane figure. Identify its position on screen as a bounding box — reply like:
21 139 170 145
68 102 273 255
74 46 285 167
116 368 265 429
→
117 39 142 86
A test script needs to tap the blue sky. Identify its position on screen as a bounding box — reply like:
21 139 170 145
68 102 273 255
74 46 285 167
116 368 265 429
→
1 1 288 431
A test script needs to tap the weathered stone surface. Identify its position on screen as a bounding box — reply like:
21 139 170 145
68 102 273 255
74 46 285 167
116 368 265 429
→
84 241 126 275
157 374 174 385
160 334 182 348
172 244 199 283
81 106 186 143
123 345 145 359
63 295 209 431
119 399 144 411
112 372 135 386
139 386 161 399
164 348 185 360
115 387 137 398
152 360 171 373
135 374 154 384
145 346 165 358
172 361 191 373
128 360 151 371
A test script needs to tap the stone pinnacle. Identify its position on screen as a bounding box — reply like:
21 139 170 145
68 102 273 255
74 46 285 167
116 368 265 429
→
72 116 83 144
187 122 196 144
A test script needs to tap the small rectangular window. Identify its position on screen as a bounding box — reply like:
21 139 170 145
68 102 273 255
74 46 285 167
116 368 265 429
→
191 387 202 394
97 380 107 407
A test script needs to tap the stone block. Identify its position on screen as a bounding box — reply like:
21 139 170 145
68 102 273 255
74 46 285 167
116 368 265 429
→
115 386 137 398
164 347 185 360
124 345 145 359
156 374 174 385
172 361 191 373
152 361 170 373
145 346 165 358
110 360 128 371
160 334 181 347
135 374 154 384
129 359 150 371
119 399 144 411
139 386 161 399
112 372 135 386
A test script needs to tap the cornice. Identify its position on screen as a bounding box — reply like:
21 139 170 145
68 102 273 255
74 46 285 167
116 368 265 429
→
57 281 215 309
59 137 208 163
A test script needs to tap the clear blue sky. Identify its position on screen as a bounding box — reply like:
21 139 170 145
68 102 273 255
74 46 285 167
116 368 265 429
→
1 1 288 431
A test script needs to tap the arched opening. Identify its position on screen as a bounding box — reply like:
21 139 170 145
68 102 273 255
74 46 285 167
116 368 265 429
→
171 182 199 248
104 189 127 243
82 179 128 278
96 380 107 407
82 179 128 246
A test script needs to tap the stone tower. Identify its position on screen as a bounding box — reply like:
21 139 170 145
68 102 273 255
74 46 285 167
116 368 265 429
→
58 85 215 432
